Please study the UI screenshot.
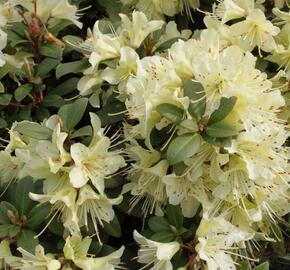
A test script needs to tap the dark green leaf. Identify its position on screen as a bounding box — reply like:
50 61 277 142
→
40 44 63 59
36 57 61 77
206 122 238 138
156 103 184 124
42 95 64 108
208 96 237 125
97 101 126 126
202 134 232 147
71 126 92 139
17 229 38 253
35 107 50 121
0 224 10 237
254 262 269 270
0 94 12 106
63 35 87 54
27 203 51 229
0 201 19 224
237 261 249 270
103 216 122 238
166 204 183 229
14 122 53 140
55 59 90 79
58 98 88 130
148 216 170 232
15 177 35 216
0 117 7 129
184 80 206 118
150 231 175 242
49 77 79 96
155 37 183 52
167 133 201 165
8 225 21 237
14 84 33 102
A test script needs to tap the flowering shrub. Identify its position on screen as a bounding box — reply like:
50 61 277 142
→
0 0 289 269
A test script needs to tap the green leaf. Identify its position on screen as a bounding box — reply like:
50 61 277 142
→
50 77 79 96
103 216 122 238
184 80 206 118
14 122 53 140
156 103 184 124
237 261 249 270
0 201 19 224
71 126 92 139
36 57 61 77
0 224 10 237
97 101 126 126
167 133 201 165
42 95 64 108
15 177 35 216
0 94 12 106
166 204 183 229
35 107 50 121
173 162 187 176
48 218 64 236
254 262 269 270
58 98 88 130
8 225 21 237
208 96 237 125
155 37 182 52
203 134 232 147
271 223 286 256
14 84 33 102
150 231 175 242
179 119 199 132
63 35 87 54
0 117 7 129
27 203 51 229
0 63 14 79
0 82 4 93
206 122 238 138
55 59 90 79
40 44 63 59
17 229 38 253
148 216 170 232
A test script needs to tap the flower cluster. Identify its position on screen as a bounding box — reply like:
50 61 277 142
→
0 0 289 270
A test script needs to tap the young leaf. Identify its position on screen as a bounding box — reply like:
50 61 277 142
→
207 96 237 125
167 133 201 165
58 98 88 130
156 103 184 124
14 122 53 140
184 80 206 118
166 204 184 229
206 122 238 138
14 84 33 102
